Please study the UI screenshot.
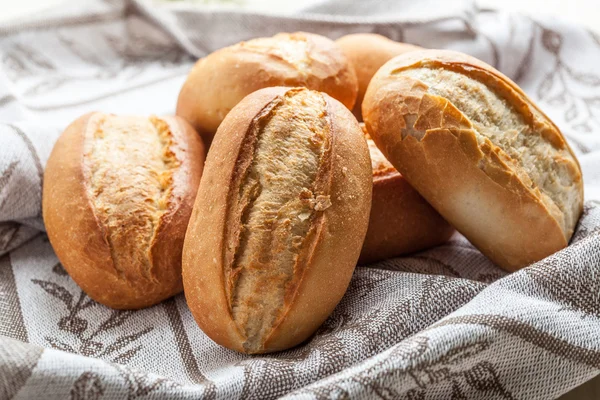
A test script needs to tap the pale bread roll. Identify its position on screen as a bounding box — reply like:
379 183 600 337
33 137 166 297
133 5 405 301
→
336 33 421 120
363 50 583 271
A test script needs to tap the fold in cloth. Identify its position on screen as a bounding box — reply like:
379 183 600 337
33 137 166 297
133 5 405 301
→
0 0 599 399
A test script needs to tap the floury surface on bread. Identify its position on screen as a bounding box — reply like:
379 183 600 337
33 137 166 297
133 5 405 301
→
43 113 205 309
363 49 583 271
176 31 358 144
183 87 372 354
228 90 331 351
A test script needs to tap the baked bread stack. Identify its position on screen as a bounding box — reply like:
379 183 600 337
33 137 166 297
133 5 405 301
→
43 32 583 354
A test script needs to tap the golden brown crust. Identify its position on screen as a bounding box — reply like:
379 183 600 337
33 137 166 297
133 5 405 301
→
43 113 205 309
335 33 421 120
359 129 454 264
363 49 584 271
182 87 371 354
176 32 358 145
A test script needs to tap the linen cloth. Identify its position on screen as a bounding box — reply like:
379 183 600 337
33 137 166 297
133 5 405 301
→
1 0 600 398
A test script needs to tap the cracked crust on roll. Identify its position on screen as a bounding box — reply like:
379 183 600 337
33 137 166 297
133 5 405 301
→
359 125 454 264
183 87 372 354
363 49 583 271
176 32 358 144
43 113 205 309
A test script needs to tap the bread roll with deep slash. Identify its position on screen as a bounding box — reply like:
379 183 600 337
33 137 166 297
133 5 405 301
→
177 32 358 145
363 49 584 271
183 87 372 354
360 125 453 264
336 33 421 120
43 113 205 309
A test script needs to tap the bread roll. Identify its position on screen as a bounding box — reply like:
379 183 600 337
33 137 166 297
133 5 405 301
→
183 87 371 354
335 33 421 120
363 49 584 271
176 32 358 145
360 125 453 264
43 113 205 309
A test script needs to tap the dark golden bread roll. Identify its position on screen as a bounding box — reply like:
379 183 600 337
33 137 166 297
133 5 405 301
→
177 32 358 145
363 49 584 271
336 33 421 120
183 87 372 353
360 124 454 264
43 113 205 309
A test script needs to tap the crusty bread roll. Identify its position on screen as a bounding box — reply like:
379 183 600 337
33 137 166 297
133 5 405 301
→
177 32 358 145
360 125 454 264
183 87 372 354
335 33 421 120
363 49 584 271
43 113 205 309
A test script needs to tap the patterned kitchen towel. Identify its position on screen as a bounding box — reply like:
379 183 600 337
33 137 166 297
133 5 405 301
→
1 0 599 399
